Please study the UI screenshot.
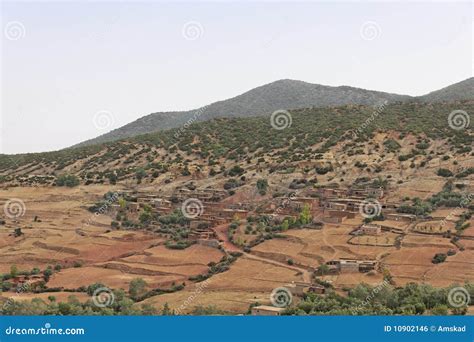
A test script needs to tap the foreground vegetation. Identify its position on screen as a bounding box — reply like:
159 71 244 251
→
1 281 472 316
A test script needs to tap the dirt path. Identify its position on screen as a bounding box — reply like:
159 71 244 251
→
242 252 312 283
212 223 312 283
212 223 241 252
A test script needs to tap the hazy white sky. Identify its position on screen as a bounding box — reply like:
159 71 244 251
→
1 1 472 154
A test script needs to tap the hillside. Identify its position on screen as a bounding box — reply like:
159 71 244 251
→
74 78 473 148
419 77 474 103
0 100 473 316
75 79 411 147
1 101 472 188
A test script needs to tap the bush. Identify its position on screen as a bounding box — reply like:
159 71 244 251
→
437 168 453 178
432 253 447 264
56 174 80 187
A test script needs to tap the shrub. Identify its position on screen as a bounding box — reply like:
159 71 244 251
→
436 168 453 177
432 253 447 264
56 174 80 187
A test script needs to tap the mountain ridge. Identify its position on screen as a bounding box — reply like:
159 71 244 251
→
74 79 412 147
71 77 472 148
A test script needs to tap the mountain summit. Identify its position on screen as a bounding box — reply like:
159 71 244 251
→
75 79 410 147
75 77 473 147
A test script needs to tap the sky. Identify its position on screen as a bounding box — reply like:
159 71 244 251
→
1 1 472 154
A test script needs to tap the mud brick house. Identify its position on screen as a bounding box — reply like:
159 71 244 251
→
126 202 140 213
174 188 227 202
219 209 249 220
358 261 377 273
307 284 326 294
326 202 347 211
315 186 348 199
339 259 360 273
150 198 173 214
285 282 326 296
136 195 156 204
349 186 384 199
251 305 285 316
322 210 355 224
326 259 377 274
360 223 382 235
386 213 416 222
323 198 365 212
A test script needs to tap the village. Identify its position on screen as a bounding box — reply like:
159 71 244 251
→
83 177 467 315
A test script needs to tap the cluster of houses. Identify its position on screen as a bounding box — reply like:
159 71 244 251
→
112 188 253 245
311 184 417 224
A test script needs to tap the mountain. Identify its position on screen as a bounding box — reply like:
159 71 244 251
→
75 80 411 147
2 100 472 186
418 77 474 103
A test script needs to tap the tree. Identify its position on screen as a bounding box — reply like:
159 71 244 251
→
10 265 18 278
43 268 53 282
56 174 80 187
129 278 148 300
437 168 453 178
256 179 268 195
13 228 23 237
317 264 329 276
135 168 146 184
299 204 312 225
161 303 173 315
139 211 152 224
431 304 448 315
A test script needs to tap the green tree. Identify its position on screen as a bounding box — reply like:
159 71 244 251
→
10 265 18 278
299 204 312 225
129 278 148 300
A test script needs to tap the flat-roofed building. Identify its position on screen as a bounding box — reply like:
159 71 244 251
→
251 305 286 316
360 223 382 235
